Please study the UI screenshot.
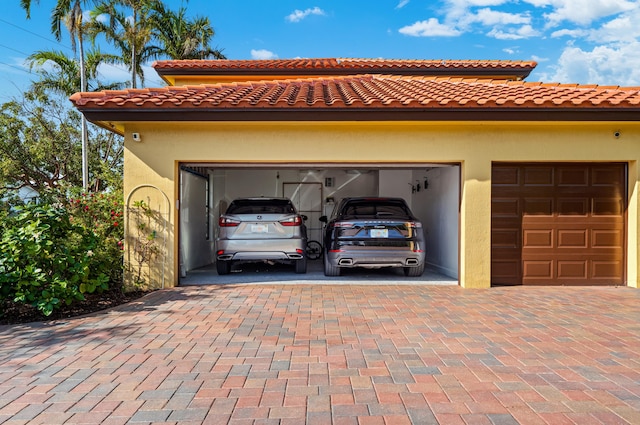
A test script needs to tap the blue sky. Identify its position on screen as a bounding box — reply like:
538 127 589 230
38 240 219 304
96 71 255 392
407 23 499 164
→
1 0 639 101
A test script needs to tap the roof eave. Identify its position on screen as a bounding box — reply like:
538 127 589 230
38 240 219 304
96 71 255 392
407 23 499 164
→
78 108 640 127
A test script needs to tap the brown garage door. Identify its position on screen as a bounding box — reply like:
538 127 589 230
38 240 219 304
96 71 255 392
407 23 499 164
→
492 163 626 286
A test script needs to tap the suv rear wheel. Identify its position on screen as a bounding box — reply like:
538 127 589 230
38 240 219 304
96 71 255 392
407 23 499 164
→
324 255 341 276
295 257 307 274
404 263 424 277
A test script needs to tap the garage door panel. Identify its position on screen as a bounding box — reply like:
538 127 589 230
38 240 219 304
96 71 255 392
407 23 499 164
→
492 229 520 248
524 198 553 215
524 230 553 247
593 167 625 186
524 167 554 186
492 199 520 216
492 260 520 283
592 229 623 248
558 168 588 186
593 261 624 280
523 260 553 279
492 167 520 185
593 198 623 215
558 230 587 248
557 261 587 279
558 199 588 216
492 163 626 286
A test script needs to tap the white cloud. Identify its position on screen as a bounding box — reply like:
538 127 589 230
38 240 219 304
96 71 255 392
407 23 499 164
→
250 49 278 60
547 42 640 85
457 7 531 34
96 62 156 86
444 0 509 19
285 7 326 23
551 28 588 38
472 8 531 25
396 0 410 9
399 18 462 37
0 56 29 76
588 8 640 43
410 1 535 39
522 0 636 26
92 12 108 24
530 55 548 62
487 24 540 39
396 0 640 87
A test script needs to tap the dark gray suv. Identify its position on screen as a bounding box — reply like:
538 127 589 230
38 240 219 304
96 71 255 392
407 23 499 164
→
216 198 308 275
320 197 426 277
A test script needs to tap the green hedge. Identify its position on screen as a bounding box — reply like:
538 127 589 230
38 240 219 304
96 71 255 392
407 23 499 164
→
0 191 124 316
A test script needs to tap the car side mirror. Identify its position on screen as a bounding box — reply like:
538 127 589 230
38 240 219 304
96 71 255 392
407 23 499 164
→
301 214 308 221
319 216 328 223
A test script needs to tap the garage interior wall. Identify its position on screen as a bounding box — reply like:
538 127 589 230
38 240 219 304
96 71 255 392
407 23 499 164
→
177 166 460 280
179 169 212 276
413 166 460 278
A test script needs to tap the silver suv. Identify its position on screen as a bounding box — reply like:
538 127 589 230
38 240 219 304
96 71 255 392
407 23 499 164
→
320 197 426 277
216 198 308 275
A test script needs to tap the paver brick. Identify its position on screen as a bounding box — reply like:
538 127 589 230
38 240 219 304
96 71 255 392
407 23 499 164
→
0 285 639 424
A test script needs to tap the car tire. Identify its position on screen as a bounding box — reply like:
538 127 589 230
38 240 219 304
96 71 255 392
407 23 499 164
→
295 256 307 274
305 240 322 260
216 260 231 275
404 263 425 277
324 255 341 276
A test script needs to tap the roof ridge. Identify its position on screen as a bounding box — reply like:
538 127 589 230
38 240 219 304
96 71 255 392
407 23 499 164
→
153 57 538 64
152 58 539 84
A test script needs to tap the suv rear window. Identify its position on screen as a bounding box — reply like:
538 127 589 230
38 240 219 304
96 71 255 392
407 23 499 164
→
226 199 296 215
340 199 411 217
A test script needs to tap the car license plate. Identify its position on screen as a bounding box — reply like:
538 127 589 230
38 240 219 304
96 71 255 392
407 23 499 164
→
370 228 388 238
251 224 269 233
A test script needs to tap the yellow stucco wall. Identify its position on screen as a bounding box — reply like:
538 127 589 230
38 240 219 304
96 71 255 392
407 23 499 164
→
123 120 640 289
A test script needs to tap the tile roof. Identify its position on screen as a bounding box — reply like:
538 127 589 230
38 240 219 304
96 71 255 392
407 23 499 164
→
154 58 538 73
71 74 640 113
153 58 537 81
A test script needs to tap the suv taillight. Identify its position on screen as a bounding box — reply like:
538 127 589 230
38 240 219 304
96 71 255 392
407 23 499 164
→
279 216 302 226
219 217 240 227
331 221 353 228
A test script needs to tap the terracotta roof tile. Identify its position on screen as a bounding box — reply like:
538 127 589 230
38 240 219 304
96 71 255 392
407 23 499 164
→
153 58 537 81
153 58 538 72
70 74 640 113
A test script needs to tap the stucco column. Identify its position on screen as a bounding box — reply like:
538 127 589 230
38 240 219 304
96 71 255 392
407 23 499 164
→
459 159 492 288
123 139 176 289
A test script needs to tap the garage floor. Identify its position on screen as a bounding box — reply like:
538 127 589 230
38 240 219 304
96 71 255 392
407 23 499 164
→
180 260 458 286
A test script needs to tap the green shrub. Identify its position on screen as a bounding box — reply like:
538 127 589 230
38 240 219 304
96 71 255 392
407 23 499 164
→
0 190 124 317
66 190 124 288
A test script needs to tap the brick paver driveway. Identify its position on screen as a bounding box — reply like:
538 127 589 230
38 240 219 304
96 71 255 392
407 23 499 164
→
1 285 639 425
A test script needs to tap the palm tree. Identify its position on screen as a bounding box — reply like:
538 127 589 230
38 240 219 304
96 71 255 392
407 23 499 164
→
27 49 125 96
21 0 98 190
91 0 162 89
90 0 225 88
150 3 225 60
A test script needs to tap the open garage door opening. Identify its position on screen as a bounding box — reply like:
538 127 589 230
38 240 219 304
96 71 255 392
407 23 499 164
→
178 164 460 285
